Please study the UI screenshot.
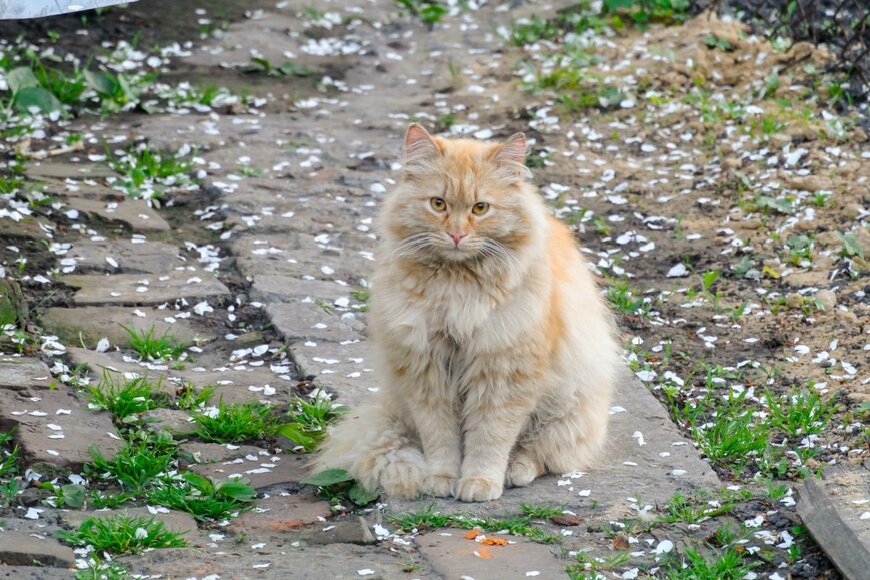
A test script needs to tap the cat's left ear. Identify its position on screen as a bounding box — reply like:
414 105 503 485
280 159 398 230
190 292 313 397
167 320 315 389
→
494 132 527 166
490 133 528 181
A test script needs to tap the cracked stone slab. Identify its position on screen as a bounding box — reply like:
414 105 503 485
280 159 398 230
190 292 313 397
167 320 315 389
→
266 302 365 344
226 493 332 536
0 356 54 391
42 306 216 348
386 377 720 524
0 529 76 568
62 272 229 305
63 197 171 232
122 542 419 579
415 529 568 580
65 239 181 274
232 232 372 282
0 387 122 470
66 347 293 405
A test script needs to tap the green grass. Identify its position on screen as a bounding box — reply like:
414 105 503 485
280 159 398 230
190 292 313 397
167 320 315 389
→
605 280 652 318
389 504 560 543
122 325 189 361
665 545 759 579
0 430 18 479
147 472 256 520
85 438 176 493
278 395 347 452
107 146 193 200
567 550 631 577
764 389 832 438
85 372 169 419
192 400 279 444
58 515 186 555
658 492 736 524
73 556 130 580
396 0 447 26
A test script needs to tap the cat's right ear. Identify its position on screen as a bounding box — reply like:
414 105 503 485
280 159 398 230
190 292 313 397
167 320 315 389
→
403 124 441 177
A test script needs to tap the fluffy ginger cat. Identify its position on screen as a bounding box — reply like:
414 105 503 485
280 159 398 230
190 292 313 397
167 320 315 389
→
315 124 618 502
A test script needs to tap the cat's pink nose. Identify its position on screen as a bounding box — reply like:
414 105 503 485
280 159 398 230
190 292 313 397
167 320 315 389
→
449 233 466 246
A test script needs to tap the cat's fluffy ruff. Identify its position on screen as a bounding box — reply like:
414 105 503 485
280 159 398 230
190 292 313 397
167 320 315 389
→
315 124 618 502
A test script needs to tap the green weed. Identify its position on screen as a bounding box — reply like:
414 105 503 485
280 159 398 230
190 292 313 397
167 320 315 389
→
58 515 186 555
605 280 651 318
665 545 758 579
278 395 347 452
147 472 256 520
107 145 193 201
193 400 278 444
396 0 447 26
86 437 176 493
86 372 168 419
121 325 189 361
764 388 832 438
301 468 380 507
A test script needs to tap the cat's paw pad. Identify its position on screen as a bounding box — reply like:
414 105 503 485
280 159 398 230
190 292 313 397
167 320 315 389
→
379 449 426 499
455 476 503 502
506 456 539 487
425 474 457 498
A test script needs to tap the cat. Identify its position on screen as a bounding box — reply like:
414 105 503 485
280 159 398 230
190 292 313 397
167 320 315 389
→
315 123 619 502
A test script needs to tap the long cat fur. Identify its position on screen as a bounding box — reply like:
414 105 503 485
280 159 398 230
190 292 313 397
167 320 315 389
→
314 124 619 502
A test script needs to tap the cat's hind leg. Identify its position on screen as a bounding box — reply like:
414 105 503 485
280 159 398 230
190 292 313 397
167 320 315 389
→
513 395 610 481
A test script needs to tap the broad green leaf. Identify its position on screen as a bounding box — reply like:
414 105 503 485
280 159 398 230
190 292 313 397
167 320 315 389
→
61 484 85 508
181 471 214 493
84 69 117 96
6 67 39 92
301 468 354 487
216 481 257 502
13 87 62 114
348 483 379 506
278 61 312 77
275 422 316 449
838 231 864 258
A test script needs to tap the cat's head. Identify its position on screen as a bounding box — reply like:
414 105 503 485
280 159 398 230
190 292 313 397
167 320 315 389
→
384 123 539 264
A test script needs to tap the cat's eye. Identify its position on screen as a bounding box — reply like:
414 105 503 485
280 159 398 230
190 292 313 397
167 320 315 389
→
471 202 490 215
430 197 447 212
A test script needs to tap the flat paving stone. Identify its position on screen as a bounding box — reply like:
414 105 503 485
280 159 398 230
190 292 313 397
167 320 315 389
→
62 272 229 305
0 529 75 569
122 542 417 579
25 161 116 180
177 442 266 465
387 377 721 523
64 239 181 274
0 387 122 470
0 565 74 579
190 451 309 491
66 347 293 405
266 302 365 344
291 340 377 406
0 356 54 391
64 197 170 232
226 493 332 536
250 276 353 304
415 528 568 580
42 306 216 348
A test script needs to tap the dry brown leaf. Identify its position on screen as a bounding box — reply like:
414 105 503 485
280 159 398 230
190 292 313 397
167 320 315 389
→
464 528 482 540
480 537 509 546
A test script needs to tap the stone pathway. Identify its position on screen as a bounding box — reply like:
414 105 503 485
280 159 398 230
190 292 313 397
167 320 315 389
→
0 1 789 578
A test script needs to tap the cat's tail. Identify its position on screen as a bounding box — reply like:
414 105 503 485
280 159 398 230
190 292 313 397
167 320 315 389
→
313 404 426 499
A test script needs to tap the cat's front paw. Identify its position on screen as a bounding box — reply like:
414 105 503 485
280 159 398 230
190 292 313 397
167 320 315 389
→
455 476 503 502
425 473 457 498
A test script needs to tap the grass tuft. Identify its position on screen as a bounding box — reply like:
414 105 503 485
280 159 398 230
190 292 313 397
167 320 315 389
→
122 325 189 361
192 400 278 444
58 515 186 555
86 372 168 419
